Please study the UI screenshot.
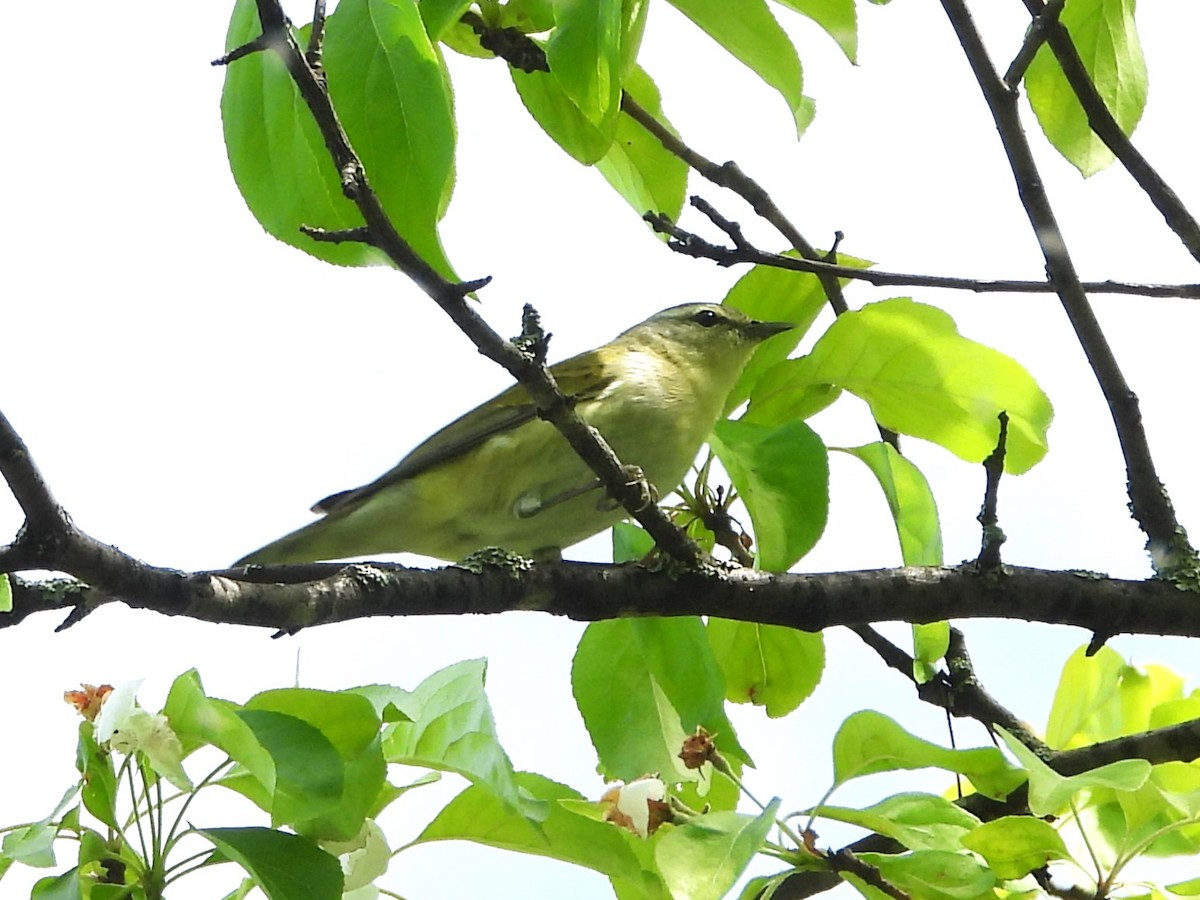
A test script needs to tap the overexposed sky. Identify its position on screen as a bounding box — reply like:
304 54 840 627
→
3 2 1199 897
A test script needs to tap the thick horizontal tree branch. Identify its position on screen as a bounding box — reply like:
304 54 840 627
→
7 556 1200 640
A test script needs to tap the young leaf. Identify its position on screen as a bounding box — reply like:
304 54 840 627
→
163 670 277 796
2 823 57 868
324 0 459 274
839 441 946 681
997 726 1151 817
770 0 857 63
572 618 748 782
1044 644 1125 749
1025 0 1147 177
813 792 981 852
243 688 386 841
221 0 459 276
200 827 343 900
595 67 688 223
751 298 1052 473
833 711 1025 800
511 64 616 162
656 800 782 900
499 0 557 33
418 0 476 40
855 849 995 900
545 0 623 129
30 870 81 900
710 418 829 572
381 658 525 815
76 726 118 829
415 772 663 896
838 442 943 567
666 0 813 135
707 619 824 717
0 573 11 612
235 710 346 825
961 816 1069 879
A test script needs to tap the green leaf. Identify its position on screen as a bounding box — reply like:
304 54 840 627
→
596 66 688 222
997 727 1151 817
813 792 981 852
235 710 345 825
347 683 419 724
1025 0 1147 177
511 63 615 163
545 0 622 128
163 670 274 781
0 573 11 612
770 0 857 63
833 711 1025 800
839 441 946 680
613 520 656 562
738 872 800 900
572 618 747 781
752 299 1052 473
76 725 118 829
221 0 458 276
416 772 665 897
243 689 385 840
201 827 343 900
856 850 995 900
666 0 813 135
722 253 873 414
498 0 556 33
656 800 781 900
707 619 824 717
30 870 81 900
838 442 943 567
710 418 829 572
381 659 525 815
324 0 459 271
2 823 57 868
1045 644 1125 749
222 2 380 267
911 620 950 685
961 816 1069 880
418 0 475 39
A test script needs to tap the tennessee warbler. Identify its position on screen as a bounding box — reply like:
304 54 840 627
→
236 303 792 564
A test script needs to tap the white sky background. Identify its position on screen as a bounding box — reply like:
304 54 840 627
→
3 1 1200 897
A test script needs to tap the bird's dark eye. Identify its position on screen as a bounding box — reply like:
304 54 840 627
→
693 309 721 327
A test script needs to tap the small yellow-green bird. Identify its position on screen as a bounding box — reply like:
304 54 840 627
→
236 303 792 565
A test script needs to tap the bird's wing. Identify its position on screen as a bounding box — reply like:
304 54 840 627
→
312 359 615 515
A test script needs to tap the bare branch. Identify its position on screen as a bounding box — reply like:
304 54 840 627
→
1015 0 1200 264
1003 0 1065 87
976 412 1009 570
940 0 1193 575
645 214 1200 299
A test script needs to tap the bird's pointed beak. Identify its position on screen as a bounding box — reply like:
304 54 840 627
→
746 319 796 340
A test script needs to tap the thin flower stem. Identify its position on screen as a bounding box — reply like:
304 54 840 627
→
164 758 235 851
1068 797 1105 888
122 758 151 868
162 847 221 879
